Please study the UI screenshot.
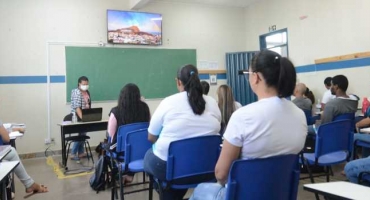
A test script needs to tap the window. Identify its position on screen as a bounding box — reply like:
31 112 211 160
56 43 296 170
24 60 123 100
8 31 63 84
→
259 28 288 57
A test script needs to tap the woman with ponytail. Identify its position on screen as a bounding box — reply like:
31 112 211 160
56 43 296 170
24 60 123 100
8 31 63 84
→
190 50 307 200
144 64 221 200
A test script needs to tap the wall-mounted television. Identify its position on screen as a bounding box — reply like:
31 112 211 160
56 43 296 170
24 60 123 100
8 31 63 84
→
107 10 162 45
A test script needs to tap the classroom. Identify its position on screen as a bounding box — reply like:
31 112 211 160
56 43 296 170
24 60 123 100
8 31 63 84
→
0 0 370 199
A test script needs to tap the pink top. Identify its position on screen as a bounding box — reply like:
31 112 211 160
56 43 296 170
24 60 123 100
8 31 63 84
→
108 113 117 142
82 91 90 109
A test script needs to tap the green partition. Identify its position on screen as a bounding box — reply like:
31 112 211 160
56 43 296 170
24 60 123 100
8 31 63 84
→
65 47 196 102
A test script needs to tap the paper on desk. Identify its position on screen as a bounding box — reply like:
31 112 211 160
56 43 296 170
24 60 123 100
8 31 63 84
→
3 123 12 129
9 131 23 138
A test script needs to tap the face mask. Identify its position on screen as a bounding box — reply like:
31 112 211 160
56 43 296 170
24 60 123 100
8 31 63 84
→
80 85 89 91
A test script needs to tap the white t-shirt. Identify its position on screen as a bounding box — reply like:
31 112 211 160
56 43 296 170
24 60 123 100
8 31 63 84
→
322 89 335 104
223 96 307 160
149 91 221 161
234 101 242 109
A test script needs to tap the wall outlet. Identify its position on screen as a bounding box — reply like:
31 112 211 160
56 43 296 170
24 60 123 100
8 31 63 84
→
44 138 51 144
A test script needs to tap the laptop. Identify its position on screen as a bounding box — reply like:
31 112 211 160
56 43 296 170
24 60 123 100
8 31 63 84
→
81 108 103 122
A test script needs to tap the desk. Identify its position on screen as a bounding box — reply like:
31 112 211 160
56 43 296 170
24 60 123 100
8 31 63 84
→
57 120 108 169
0 161 19 200
304 181 370 200
0 146 11 161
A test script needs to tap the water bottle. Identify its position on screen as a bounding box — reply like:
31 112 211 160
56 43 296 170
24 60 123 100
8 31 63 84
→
72 112 77 123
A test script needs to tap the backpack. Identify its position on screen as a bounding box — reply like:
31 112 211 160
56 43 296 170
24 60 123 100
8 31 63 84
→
89 156 108 193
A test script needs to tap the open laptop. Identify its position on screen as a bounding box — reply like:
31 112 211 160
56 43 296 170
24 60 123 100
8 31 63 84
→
81 108 103 122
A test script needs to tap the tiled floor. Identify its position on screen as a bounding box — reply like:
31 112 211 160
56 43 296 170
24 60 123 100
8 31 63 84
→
12 155 347 200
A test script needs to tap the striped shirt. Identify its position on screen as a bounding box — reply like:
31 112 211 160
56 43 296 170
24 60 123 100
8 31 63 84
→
70 88 89 113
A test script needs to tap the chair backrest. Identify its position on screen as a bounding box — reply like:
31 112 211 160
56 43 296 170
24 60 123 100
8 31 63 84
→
225 154 300 200
303 109 313 125
333 113 355 121
124 128 152 163
166 135 222 184
315 119 353 160
116 122 149 153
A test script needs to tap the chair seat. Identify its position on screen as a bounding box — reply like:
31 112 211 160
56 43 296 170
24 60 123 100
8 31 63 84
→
128 160 144 172
304 151 347 166
356 140 370 148
65 135 90 141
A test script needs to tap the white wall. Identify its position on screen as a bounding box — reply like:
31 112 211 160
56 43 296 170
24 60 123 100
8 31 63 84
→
0 0 244 154
244 0 370 101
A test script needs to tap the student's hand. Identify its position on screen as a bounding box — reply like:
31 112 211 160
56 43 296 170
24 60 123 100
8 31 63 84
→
12 127 25 133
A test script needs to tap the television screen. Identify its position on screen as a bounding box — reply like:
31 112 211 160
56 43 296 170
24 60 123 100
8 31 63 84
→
107 10 162 45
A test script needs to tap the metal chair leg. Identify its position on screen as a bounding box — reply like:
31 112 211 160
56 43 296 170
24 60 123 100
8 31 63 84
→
119 167 124 200
326 167 330 182
84 141 90 162
148 175 153 200
86 140 95 165
65 141 72 168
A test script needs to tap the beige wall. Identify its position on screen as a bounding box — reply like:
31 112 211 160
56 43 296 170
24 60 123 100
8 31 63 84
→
0 0 243 153
244 0 370 102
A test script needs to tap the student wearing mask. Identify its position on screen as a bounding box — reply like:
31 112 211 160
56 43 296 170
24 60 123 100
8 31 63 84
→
190 50 307 200
144 64 221 200
69 76 91 160
0 121 48 196
217 84 242 134
108 83 151 183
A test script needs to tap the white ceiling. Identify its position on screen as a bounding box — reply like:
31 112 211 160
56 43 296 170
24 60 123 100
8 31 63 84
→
153 0 260 8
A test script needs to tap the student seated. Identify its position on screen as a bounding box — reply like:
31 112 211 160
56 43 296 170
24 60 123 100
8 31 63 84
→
143 64 221 200
0 120 48 196
345 156 370 183
293 83 312 111
190 50 307 200
308 75 359 134
216 84 242 134
304 87 315 105
107 83 151 183
201 81 210 95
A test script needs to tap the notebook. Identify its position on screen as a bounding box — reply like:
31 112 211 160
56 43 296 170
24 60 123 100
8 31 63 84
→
81 108 103 122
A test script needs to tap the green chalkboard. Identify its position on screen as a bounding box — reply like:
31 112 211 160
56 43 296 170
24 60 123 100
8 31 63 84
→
65 47 196 102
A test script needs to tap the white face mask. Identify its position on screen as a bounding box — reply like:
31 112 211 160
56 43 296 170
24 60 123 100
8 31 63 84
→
80 85 89 91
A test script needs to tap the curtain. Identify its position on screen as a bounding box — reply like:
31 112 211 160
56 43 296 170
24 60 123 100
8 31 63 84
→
226 52 258 106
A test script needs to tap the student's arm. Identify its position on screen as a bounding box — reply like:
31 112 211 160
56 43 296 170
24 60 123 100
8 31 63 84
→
356 117 370 129
321 104 335 124
215 111 244 185
321 103 326 111
12 127 25 133
215 140 241 185
0 125 10 143
148 134 158 143
76 108 82 119
107 113 117 142
147 99 167 143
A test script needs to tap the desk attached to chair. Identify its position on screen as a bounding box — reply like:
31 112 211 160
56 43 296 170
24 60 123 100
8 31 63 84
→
304 181 370 200
0 161 19 200
57 120 108 170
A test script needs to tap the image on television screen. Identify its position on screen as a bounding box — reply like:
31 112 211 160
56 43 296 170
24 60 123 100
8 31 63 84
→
107 10 162 45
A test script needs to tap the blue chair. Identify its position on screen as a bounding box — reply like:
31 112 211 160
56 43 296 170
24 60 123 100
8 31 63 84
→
303 119 353 184
108 122 149 200
151 135 222 200
224 154 300 200
115 128 152 200
107 122 149 160
303 109 321 126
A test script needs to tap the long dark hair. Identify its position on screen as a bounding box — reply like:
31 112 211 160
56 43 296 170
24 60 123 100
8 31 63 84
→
251 50 296 98
177 64 206 115
305 87 315 104
117 83 150 125
217 85 236 126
